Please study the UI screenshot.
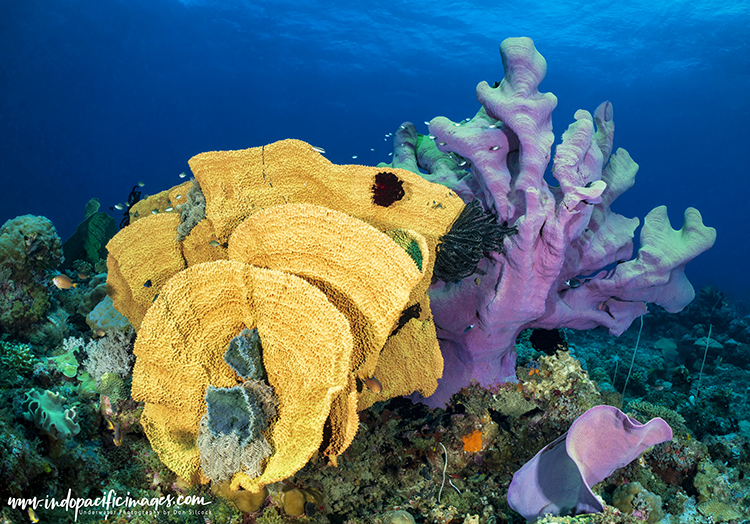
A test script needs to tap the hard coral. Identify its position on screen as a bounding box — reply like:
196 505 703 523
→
0 215 63 272
0 215 63 339
612 482 664 523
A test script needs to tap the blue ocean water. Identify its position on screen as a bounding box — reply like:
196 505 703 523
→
1 0 748 299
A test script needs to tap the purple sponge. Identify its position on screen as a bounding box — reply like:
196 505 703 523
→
507 405 672 520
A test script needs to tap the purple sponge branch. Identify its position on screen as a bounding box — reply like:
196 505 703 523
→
401 37 716 407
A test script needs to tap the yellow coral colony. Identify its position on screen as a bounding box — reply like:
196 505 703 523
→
109 139 465 493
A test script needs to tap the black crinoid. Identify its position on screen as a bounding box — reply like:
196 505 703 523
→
433 199 517 282
371 171 405 207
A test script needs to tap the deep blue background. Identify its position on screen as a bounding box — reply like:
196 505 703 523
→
1 1 748 300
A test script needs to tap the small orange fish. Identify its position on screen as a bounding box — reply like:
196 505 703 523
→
93 329 106 338
52 274 77 290
363 376 383 394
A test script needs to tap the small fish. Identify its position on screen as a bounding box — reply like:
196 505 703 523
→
363 376 382 394
106 418 123 446
352 155 358 159
113 203 125 210
370 148 375 151
77 272 90 280
208 240 221 247
179 172 187 178
137 181 145 187
652 384 664 391
165 207 174 212
52 274 77 290
424 121 430 125
151 208 159 214
144 279 152 288
463 324 475 333
490 145 500 151
311 145 326 154
28 507 39 523
94 329 106 338
488 124 497 128
428 135 435 140
565 278 581 289
175 194 182 199
112 423 122 446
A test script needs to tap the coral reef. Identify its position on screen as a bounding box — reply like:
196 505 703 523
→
82 329 135 386
0 36 740 524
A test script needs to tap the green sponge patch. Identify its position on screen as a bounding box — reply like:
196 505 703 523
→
384 229 424 272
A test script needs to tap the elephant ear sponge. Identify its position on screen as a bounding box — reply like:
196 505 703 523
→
227 203 434 465
187 139 464 244
228 202 428 380
130 260 353 489
106 213 185 330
